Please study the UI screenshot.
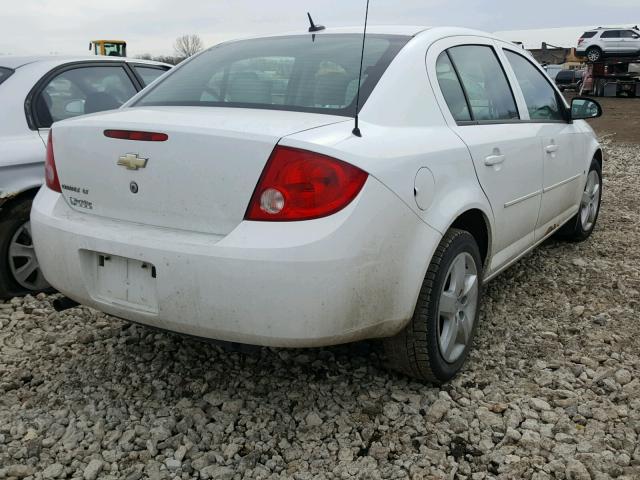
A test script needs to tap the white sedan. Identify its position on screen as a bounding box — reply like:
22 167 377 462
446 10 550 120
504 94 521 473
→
0 56 170 299
31 26 603 383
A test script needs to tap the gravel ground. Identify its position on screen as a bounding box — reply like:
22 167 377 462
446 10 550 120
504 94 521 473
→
1 142 639 480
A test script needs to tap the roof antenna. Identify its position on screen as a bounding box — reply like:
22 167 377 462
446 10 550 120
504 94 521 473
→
352 0 370 137
307 13 325 32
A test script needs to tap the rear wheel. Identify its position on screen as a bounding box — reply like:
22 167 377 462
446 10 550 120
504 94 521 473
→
0 196 51 299
384 229 483 384
586 47 602 62
557 159 602 242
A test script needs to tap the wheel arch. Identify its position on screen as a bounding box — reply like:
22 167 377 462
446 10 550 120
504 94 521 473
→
0 185 41 214
447 208 493 269
593 147 603 169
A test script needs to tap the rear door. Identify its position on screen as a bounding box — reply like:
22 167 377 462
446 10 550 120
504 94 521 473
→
501 47 584 240
599 30 623 53
428 38 543 270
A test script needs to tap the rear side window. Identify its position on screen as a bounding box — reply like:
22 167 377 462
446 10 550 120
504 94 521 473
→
134 66 168 86
435 53 471 122
0 67 13 86
581 32 597 39
504 50 564 122
134 34 409 116
446 45 519 122
33 65 137 128
601 30 620 39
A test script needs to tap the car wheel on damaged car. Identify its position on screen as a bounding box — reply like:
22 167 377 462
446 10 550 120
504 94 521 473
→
31 26 603 383
0 196 50 298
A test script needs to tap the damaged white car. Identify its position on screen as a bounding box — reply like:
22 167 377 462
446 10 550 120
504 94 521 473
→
0 56 169 298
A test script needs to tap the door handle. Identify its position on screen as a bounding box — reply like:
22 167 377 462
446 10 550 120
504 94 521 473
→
545 144 559 154
484 154 506 166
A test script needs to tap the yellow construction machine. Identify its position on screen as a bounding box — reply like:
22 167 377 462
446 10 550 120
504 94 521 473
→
89 40 127 57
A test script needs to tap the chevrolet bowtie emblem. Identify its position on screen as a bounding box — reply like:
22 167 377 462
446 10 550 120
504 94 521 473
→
117 153 148 170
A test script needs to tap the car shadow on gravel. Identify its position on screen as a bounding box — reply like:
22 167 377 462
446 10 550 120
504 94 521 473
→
33 232 589 403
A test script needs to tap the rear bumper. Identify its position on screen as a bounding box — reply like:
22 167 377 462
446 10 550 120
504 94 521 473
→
32 178 441 347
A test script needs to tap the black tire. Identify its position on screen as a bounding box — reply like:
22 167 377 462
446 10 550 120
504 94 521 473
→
384 229 483 384
0 196 52 299
557 159 602 242
586 46 602 63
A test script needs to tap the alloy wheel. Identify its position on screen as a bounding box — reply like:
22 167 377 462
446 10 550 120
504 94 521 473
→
437 252 479 363
580 170 601 232
8 221 50 291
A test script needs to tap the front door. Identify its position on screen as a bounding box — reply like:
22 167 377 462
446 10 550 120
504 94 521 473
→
501 48 585 241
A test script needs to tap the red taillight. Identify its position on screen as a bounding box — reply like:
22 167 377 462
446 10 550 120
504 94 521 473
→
45 131 61 193
245 146 368 221
104 130 168 141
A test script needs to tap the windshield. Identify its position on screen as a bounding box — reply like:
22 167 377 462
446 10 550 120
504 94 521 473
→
0 67 14 86
134 34 409 116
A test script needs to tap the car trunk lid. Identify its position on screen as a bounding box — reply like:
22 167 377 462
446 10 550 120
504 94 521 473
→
52 106 349 235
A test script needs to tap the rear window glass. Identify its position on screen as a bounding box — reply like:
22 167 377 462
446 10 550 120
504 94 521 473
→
446 45 519 122
581 32 597 39
435 52 471 122
0 67 14 85
134 34 409 116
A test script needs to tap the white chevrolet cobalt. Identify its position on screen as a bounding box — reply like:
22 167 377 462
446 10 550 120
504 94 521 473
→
32 27 603 383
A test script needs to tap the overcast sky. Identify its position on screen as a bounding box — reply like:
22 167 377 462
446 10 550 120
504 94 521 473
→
1 0 638 56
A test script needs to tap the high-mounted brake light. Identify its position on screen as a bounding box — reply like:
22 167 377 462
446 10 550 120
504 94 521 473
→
104 130 168 141
45 131 61 193
245 146 368 221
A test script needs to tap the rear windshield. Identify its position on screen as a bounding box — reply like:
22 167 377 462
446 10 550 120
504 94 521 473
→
581 32 597 38
134 34 409 116
0 67 14 86
556 71 574 79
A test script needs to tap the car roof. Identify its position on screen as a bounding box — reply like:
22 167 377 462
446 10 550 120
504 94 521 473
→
589 26 638 31
220 26 509 48
0 55 170 70
227 25 432 43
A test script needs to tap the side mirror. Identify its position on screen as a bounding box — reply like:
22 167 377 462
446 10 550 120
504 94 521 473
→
571 97 602 120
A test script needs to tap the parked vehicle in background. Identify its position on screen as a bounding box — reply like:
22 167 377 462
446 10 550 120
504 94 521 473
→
0 56 171 299
576 27 640 62
543 64 563 81
32 27 603 383
555 69 584 91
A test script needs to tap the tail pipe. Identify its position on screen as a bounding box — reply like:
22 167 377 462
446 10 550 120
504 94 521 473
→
52 297 80 312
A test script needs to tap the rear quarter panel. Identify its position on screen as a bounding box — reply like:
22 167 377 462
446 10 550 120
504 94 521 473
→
282 122 494 240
